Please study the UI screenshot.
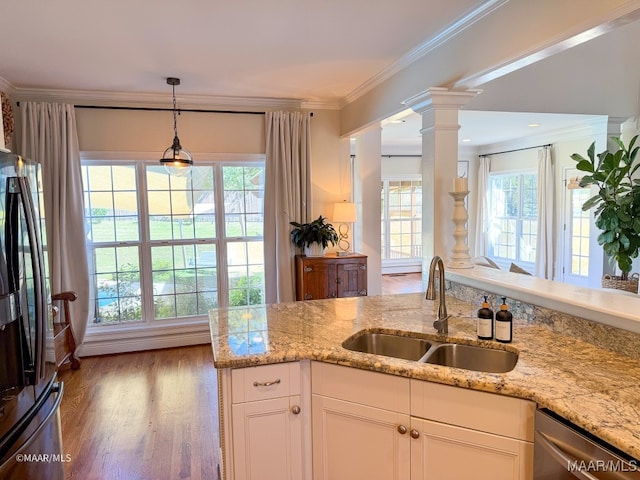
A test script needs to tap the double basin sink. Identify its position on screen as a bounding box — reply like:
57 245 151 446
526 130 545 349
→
342 331 518 373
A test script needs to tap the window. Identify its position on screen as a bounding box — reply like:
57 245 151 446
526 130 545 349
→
381 178 422 262
561 175 591 286
487 172 537 266
569 188 591 274
83 158 265 326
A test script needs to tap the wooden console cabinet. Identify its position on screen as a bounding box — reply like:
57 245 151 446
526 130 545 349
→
295 253 367 301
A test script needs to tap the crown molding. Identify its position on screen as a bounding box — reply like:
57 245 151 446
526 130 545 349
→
0 76 16 96
476 116 610 156
343 0 509 106
11 85 343 111
11 85 318 111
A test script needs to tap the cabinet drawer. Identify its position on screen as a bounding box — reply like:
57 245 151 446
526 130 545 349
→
232 362 301 404
411 380 535 441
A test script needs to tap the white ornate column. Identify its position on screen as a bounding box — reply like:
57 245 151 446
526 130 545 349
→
403 87 480 272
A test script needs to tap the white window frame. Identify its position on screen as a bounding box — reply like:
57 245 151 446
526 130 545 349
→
560 167 591 287
381 174 422 274
82 151 265 329
486 169 537 271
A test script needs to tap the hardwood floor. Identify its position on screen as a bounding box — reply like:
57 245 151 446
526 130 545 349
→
58 345 220 480
381 272 423 295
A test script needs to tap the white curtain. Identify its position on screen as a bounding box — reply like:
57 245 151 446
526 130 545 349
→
20 102 90 344
535 146 554 279
264 111 312 303
474 155 491 257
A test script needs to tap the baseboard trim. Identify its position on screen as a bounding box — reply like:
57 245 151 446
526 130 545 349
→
382 265 422 275
77 325 212 356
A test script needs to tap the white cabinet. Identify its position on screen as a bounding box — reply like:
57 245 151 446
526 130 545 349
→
219 360 534 480
313 395 411 480
311 362 534 480
410 380 534 480
221 361 311 480
411 417 533 480
311 362 411 480
232 396 303 480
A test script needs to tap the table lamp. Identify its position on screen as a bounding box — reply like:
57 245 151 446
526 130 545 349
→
332 201 357 256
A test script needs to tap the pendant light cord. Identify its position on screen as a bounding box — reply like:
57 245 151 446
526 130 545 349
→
172 82 179 139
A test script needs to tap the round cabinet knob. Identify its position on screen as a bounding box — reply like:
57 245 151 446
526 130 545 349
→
410 429 420 439
397 425 407 435
291 405 301 415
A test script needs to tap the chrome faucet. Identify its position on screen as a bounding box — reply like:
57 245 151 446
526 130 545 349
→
426 256 449 334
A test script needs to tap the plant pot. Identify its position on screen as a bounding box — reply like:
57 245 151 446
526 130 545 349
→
601 273 639 293
304 244 326 257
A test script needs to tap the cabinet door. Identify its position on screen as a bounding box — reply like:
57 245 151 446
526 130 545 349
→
410 417 533 480
232 395 303 480
312 395 410 480
336 261 367 297
300 261 336 300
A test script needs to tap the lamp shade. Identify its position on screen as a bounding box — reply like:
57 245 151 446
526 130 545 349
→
332 202 357 223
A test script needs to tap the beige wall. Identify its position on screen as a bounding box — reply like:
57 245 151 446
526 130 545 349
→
75 107 348 223
76 108 264 153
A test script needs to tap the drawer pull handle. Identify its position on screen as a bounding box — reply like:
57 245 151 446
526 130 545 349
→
253 379 281 387
291 405 301 415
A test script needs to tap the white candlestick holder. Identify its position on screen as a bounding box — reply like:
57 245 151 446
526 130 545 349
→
448 191 473 269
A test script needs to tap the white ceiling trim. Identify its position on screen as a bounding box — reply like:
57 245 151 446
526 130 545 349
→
476 116 608 156
342 0 509 106
0 75 15 96
11 86 306 111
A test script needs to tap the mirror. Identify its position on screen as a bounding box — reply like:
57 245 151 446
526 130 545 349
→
380 17 640 295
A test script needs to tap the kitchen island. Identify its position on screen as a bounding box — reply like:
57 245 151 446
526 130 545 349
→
209 292 640 478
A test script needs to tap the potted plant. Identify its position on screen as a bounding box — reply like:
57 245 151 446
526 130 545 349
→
290 215 339 257
571 135 640 291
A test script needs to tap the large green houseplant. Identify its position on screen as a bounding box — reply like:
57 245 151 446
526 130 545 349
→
571 135 640 281
290 216 338 256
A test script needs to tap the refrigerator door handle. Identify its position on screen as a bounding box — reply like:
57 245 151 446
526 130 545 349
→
10 381 64 456
16 177 47 382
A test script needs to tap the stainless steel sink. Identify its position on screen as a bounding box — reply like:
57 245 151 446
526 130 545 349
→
342 331 518 373
342 332 432 361
422 343 518 373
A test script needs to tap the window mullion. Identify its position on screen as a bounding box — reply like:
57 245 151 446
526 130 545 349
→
214 164 229 308
138 162 155 323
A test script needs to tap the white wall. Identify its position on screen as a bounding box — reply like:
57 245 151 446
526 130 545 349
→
381 155 421 177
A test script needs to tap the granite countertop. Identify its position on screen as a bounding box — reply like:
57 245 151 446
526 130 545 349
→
209 293 640 460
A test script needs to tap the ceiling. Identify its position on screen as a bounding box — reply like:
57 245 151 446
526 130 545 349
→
0 0 488 104
1 1 638 150
380 110 604 152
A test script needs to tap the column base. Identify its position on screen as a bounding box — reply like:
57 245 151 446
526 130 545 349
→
448 260 474 269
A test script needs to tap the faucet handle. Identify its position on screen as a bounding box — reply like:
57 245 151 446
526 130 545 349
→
433 317 449 335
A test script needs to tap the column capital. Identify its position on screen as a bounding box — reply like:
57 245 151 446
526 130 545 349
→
402 87 482 114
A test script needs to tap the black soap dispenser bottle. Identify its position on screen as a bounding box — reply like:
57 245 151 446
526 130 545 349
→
495 297 513 343
477 295 494 340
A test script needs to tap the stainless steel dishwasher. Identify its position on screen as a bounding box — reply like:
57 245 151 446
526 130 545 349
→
535 409 640 479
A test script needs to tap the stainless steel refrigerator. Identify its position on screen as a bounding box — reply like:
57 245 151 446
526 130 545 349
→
0 149 65 479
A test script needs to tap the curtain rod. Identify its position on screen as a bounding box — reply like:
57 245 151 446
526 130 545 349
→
16 102 313 116
480 143 551 157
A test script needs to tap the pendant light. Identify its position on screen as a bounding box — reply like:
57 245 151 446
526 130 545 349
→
160 77 193 176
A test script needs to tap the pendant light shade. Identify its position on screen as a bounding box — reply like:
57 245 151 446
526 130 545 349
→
160 77 193 176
